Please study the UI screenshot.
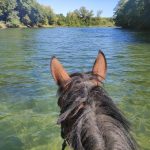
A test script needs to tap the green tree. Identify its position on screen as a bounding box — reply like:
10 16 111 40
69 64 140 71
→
6 10 20 27
56 14 66 26
114 0 150 30
66 12 80 26
22 14 31 26
0 0 17 22
0 0 56 27
74 7 93 25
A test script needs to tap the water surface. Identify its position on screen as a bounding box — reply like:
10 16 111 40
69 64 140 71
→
0 27 150 150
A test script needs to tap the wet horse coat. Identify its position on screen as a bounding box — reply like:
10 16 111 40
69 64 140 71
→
50 51 137 150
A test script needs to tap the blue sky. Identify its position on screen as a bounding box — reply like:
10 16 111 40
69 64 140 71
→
37 0 120 17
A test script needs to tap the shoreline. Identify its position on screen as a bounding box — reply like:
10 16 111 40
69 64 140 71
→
1 25 149 31
1 22 149 31
0 24 115 29
0 23 56 29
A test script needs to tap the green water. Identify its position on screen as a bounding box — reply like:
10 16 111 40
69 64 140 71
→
0 27 150 150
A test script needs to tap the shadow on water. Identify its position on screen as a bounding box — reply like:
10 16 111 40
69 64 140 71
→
0 27 150 150
115 27 150 43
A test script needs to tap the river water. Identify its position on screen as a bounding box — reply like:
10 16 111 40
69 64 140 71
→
0 27 150 150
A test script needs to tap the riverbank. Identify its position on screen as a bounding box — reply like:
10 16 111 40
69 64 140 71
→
0 22 56 29
0 22 115 29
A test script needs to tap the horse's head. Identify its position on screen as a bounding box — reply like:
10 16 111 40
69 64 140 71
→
50 51 107 127
50 50 107 115
50 50 107 90
50 51 137 150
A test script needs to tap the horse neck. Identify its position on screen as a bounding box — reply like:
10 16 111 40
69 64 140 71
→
69 106 105 150
59 84 137 150
70 107 136 150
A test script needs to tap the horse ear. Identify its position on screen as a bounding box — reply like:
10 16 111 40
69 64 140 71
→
50 57 71 86
92 50 107 81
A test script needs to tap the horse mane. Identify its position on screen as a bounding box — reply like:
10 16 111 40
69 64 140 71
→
57 72 137 150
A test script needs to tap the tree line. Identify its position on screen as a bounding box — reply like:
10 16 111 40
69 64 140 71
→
114 0 150 30
0 0 114 28
1 0 149 29
56 8 113 27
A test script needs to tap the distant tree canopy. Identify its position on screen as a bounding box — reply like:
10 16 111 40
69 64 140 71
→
0 0 55 27
56 7 114 27
114 0 150 30
0 0 114 28
66 7 94 26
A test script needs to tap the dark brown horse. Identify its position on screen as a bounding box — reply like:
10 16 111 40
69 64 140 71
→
50 51 137 150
